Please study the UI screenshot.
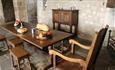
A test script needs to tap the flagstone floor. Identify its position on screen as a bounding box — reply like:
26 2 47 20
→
0 43 115 70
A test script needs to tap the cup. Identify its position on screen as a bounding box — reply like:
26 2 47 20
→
31 28 36 37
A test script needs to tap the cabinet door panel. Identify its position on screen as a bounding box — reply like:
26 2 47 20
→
61 12 71 25
53 11 60 23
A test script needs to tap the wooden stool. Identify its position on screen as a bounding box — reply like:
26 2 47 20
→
9 46 31 70
7 37 24 48
0 34 8 49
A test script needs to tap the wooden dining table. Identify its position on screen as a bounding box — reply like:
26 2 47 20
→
1 23 73 50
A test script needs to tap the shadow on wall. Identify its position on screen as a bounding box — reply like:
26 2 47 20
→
27 0 37 24
77 31 93 41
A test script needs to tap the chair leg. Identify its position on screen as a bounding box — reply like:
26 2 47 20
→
10 55 15 67
22 42 25 48
2 41 5 47
27 57 32 70
16 60 21 70
4 40 9 50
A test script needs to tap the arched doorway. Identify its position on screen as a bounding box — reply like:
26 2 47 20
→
1 0 15 22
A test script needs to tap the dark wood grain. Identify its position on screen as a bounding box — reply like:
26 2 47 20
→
107 0 115 8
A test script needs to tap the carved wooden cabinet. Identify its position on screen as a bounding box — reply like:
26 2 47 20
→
107 0 115 8
52 9 79 36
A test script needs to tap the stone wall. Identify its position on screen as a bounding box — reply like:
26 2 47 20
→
0 0 5 25
37 0 112 40
13 0 28 22
27 0 37 24
12 0 37 24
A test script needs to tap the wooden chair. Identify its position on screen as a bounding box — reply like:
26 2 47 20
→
9 46 31 70
49 25 108 70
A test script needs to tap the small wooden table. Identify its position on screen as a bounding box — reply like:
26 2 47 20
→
1 23 73 50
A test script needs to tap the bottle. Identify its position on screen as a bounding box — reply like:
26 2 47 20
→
20 23 23 28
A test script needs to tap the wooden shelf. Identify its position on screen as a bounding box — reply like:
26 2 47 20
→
53 45 69 53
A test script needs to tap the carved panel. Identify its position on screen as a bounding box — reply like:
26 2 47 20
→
107 0 115 8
